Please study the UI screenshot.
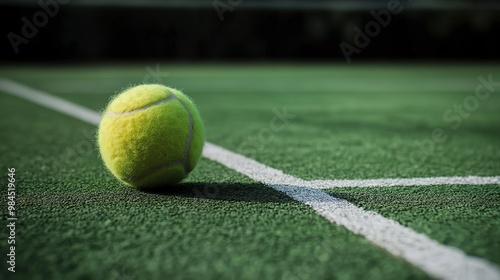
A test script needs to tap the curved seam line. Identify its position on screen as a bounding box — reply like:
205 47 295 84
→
172 91 194 174
106 94 176 117
119 89 193 182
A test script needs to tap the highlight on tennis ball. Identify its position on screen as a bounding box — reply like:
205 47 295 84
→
98 84 205 188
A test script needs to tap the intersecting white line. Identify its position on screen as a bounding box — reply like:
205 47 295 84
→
2 78 499 280
309 176 500 189
202 144 500 280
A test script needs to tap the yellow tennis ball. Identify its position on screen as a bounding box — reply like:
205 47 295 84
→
98 84 205 188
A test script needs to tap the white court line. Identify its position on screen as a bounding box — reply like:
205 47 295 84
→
0 78 102 125
310 176 500 189
203 144 500 280
1 78 499 280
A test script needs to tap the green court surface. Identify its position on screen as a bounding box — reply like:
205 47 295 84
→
0 64 499 280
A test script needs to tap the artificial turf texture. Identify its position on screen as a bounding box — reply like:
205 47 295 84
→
1 63 499 279
327 185 500 264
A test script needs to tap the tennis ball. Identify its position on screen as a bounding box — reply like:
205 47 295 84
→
98 84 205 188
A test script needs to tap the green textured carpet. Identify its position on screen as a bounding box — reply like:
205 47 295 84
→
1 64 499 280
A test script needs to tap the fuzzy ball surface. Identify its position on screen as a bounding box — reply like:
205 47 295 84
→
98 84 205 188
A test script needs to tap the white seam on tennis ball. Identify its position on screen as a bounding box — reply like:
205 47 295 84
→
170 90 194 174
106 93 176 116
115 89 193 182
124 89 194 179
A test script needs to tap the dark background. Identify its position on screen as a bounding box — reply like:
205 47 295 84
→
1 0 500 62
